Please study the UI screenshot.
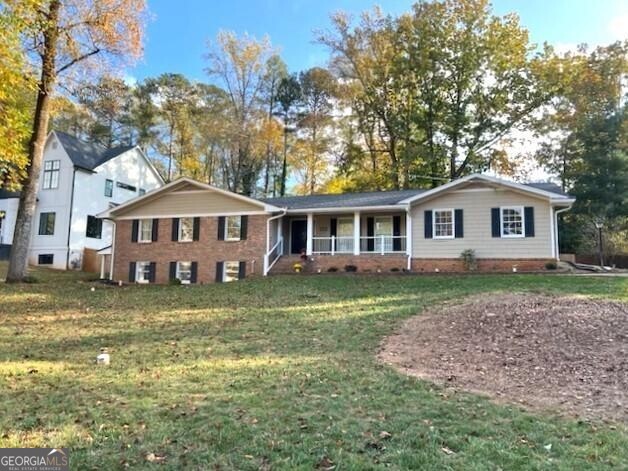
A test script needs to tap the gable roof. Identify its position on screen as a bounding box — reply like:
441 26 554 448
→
53 131 135 172
99 177 282 218
398 174 575 205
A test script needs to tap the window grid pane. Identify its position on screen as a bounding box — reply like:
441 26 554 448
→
226 216 241 240
434 210 453 237
136 261 151 282
502 208 523 236
139 219 152 242
177 261 192 283
224 261 240 282
179 218 194 242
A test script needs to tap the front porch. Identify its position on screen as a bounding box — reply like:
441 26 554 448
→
283 211 410 257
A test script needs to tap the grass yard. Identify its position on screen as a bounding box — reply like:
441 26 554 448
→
0 264 627 470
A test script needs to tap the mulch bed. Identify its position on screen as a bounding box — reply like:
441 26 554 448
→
378 294 628 422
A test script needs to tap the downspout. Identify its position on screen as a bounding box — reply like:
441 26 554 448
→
109 220 116 281
405 204 412 271
554 205 572 261
65 168 77 269
264 209 287 275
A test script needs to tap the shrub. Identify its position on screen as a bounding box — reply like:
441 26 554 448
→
545 260 558 270
327 267 338 272
344 264 358 272
169 278 182 285
460 249 478 271
390 267 400 272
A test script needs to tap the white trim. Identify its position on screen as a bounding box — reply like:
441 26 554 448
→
554 205 572 260
113 210 268 220
432 208 455 240
138 219 152 243
399 173 573 204
176 261 192 284
405 208 412 270
500 206 525 238
136 261 151 284
549 206 556 259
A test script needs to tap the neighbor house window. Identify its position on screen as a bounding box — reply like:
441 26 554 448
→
86 215 103 239
117 181 137 192
38 254 54 265
176 261 192 284
104 179 114 197
501 207 524 237
139 219 153 242
225 216 242 241
179 217 194 242
433 209 454 239
139 188 146 195
136 261 151 283
224 261 240 282
38 212 55 235
42 160 60 189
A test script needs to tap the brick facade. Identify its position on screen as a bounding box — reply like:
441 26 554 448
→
271 254 409 273
112 215 268 284
411 258 549 273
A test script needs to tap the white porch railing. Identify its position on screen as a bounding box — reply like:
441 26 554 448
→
312 235 406 255
264 237 283 275
360 236 406 254
312 236 354 254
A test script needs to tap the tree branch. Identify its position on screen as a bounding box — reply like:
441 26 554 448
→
56 48 101 74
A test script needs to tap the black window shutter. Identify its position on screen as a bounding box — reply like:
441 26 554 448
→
393 215 401 251
454 209 464 238
151 219 159 242
424 211 433 239
491 208 501 238
240 215 248 240
149 262 156 282
129 262 136 282
238 261 246 280
169 261 177 280
171 218 179 241
131 220 139 242
330 218 337 237
217 217 225 240
193 217 200 241
524 207 535 237
215 261 224 282
191 262 198 283
366 217 375 251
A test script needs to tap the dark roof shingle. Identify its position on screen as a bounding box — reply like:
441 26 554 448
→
262 189 425 210
55 131 134 171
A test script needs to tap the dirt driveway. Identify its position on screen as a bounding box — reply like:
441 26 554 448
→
379 294 628 422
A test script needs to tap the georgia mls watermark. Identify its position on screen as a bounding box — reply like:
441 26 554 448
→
0 448 68 471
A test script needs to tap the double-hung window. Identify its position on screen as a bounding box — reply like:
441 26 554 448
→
433 209 454 239
136 261 151 283
38 212 55 235
176 261 192 284
224 261 240 282
501 207 524 238
225 216 242 241
179 217 194 242
42 160 60 189
86 215 103 239
104 179 114 197
139 219 153 243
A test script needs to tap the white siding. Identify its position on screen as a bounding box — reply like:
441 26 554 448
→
411 188 553 259
0 197 19 245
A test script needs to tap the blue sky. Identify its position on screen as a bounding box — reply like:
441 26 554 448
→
129 0 628 82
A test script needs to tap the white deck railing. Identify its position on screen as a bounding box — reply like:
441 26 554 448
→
312 235 406 255
263 237 283 274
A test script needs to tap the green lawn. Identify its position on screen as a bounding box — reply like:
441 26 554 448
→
0 264 627 470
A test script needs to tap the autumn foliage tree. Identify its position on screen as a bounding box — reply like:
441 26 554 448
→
6 0 146 282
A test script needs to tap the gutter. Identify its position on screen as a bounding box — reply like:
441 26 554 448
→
65 168 77 269
553 204 573 261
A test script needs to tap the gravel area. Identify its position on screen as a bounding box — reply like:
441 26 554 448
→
379 294 628 422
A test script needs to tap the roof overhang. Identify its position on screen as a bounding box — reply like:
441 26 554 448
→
98 177 282 219
398 173 574 205
283 204 408 214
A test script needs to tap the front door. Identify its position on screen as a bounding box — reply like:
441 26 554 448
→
291 220 307 254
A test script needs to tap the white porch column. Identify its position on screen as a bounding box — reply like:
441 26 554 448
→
406 208 413 270
353 211 360 255
306 213 313 256
100 255 106 279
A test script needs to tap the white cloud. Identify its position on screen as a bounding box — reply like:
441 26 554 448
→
608 12 628 41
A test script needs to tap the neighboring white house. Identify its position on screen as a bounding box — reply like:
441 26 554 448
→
0 131 164 270
0 189 20 248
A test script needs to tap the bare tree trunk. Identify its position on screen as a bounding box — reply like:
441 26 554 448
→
7 0 60 282
280 126 288 196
